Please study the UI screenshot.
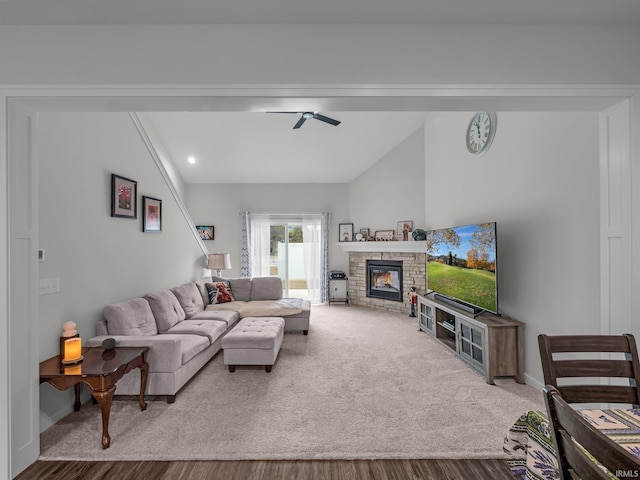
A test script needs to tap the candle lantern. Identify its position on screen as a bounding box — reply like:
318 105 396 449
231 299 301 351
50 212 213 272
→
60 321 83 365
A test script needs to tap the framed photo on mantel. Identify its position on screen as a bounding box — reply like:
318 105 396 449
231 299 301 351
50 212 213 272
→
397 220 413 241
339 223 354 242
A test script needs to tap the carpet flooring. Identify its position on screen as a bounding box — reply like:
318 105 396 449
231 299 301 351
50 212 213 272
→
39 304 543 461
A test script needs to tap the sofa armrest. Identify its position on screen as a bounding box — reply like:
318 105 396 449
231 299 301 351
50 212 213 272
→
85 335 183 373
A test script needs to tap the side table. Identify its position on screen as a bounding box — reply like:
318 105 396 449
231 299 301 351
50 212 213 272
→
39 346 149 449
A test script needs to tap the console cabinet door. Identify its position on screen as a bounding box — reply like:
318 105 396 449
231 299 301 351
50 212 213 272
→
418 297 435 334
457 318 487 375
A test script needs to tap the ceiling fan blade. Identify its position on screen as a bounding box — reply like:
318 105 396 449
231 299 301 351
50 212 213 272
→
313 113 341 126
293 116 307 129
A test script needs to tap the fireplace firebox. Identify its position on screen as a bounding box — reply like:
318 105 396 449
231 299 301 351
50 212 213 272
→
366 260 403 302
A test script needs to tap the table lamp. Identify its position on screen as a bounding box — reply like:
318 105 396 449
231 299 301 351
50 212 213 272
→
207 253 231 277
60 320 83 365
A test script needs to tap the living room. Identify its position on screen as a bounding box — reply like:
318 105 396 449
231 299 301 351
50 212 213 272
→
1 18 639 480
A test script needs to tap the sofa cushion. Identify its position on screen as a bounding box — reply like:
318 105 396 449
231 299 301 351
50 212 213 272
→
175 334 210 365
195 280 212 306
166 319 227 344
213 276 252 302
206 281 235 304
171 282 205 318
103 298 158 336
191 309 240 328
250 277 283 301
144 290 186 333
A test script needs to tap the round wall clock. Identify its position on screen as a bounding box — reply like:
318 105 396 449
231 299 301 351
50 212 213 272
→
466 111 497 157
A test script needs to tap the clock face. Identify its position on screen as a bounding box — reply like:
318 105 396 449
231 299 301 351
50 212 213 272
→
466 111 497 156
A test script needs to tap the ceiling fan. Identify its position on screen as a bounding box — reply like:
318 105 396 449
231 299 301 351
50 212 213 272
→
268 111 341 129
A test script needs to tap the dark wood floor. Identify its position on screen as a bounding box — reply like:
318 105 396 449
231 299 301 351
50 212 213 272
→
15 459 515 480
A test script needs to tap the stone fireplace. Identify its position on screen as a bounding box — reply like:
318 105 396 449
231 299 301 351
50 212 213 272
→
348 250 426 315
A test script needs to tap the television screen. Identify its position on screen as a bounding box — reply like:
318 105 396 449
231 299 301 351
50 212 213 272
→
426 222 498 314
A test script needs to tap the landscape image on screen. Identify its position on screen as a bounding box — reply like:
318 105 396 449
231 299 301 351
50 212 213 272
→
426 222 497 313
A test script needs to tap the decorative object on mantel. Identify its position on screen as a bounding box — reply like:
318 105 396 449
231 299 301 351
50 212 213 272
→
374 230 395 241
358 228 370 241
339 223 354 242
412 229 427 241
397 221 413 241
207 253 232 277
197 226 214 240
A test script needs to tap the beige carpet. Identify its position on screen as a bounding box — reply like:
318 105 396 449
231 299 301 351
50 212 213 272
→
39 304 543 461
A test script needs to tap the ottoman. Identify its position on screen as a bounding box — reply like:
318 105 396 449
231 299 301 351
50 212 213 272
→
221 316 285 372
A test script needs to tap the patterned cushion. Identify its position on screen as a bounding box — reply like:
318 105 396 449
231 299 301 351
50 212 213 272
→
205 281 235 304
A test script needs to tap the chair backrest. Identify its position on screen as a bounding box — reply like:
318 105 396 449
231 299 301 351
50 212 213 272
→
544 385 640 480
538 334 640 406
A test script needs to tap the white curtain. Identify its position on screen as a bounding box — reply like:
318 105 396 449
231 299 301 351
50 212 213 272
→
249 214 272 277
302 214 322 303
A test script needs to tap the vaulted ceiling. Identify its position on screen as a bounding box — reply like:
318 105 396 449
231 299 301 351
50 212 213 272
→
3 0 637 183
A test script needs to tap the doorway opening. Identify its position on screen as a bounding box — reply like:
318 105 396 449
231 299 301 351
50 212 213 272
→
270 223 308 300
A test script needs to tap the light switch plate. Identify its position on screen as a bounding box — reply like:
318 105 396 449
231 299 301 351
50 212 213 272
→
39 277 60 295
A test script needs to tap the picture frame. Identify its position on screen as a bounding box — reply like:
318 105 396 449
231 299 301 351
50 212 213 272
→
359 228 370 237
339 223 354 242
196 225 214 240
374 229 395 241
111 174 137 218
142 196 162 233
397 220 414 241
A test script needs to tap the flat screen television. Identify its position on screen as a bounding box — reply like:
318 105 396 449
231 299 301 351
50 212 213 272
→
426 222 498 315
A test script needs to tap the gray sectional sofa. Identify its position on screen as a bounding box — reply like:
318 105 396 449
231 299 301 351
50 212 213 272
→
86 276 311 402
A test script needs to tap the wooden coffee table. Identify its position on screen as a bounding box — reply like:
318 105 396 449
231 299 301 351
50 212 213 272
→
39 346 149 449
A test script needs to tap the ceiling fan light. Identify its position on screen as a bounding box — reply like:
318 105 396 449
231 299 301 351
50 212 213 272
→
302 112 314 119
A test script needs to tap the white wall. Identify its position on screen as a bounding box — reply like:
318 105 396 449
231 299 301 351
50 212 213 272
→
37 112 204 428
185 183 351 275
350 126 426 235
423 112 600 386
0 25 638 84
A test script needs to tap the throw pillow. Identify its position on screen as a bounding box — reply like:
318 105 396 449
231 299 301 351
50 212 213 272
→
205 281 235 304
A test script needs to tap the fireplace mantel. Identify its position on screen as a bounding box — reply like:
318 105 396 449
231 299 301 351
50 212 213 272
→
336 241 427 253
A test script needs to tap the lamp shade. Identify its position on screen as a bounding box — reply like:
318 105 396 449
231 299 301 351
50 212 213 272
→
207 253 231 271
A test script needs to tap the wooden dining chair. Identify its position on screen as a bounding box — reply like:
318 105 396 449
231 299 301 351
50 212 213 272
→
544 385 640 480
538 333 640 406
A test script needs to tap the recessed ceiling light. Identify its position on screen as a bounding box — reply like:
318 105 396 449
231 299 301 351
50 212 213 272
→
188 156 196 164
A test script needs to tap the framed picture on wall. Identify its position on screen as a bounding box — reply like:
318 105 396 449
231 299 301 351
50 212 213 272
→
142 196 162 233
197 225 214 240
397 220 413 241
339 223 354 242
110 174 137 218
